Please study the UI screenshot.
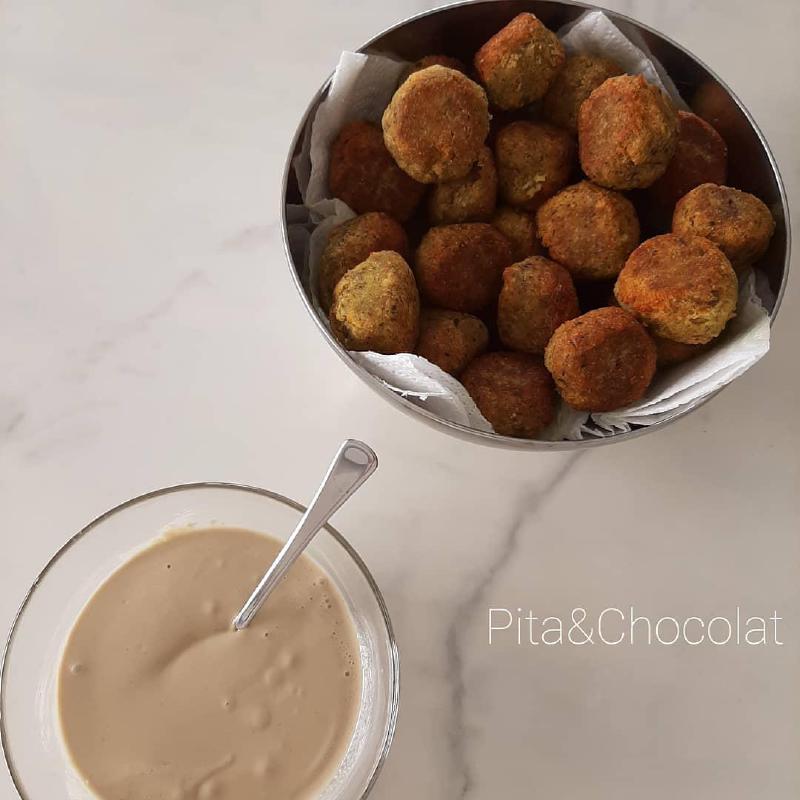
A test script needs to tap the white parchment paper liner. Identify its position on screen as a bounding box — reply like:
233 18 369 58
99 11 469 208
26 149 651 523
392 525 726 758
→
288 10 770 441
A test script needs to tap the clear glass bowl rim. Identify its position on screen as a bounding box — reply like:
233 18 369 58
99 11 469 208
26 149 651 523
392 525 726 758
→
0 481 400 800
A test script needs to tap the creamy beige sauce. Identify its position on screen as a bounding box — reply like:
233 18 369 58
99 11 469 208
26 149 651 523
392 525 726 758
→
57 527 361 800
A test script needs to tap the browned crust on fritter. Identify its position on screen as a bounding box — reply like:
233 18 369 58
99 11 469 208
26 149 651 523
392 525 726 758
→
318 213 409 311
578 74 678 190
672 183 775 268
497 256 579 354
494 121 575 210
542 54 624 133
536 180 640 280
614 233 738 344
544 306 657 411
474 13 566 110
415 223 514 313
415 309 489 375
328 121 425 222
428 146 498 224
382 66 490 184
329 251 420 354
461 351 556 437
648 112 728 210
490 206 544 261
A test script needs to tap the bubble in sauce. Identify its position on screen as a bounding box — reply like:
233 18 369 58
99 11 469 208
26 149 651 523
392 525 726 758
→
198 779 218 799
202 600 220 616
279 650 297 670
252 707 272 730
221 696 236 712
252 757 271 778
262 666 280 686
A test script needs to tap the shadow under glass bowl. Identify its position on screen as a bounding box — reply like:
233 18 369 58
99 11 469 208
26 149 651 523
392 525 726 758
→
281 0 790 451
0 483 399 800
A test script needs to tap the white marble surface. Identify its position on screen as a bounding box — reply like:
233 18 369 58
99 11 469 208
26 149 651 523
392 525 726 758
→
1 1 799 798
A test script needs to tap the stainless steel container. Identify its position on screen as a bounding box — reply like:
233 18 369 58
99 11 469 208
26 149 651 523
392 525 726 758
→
281 0 790 450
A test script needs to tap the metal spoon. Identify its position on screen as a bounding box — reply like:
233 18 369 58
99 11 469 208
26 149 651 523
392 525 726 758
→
232 439 378 630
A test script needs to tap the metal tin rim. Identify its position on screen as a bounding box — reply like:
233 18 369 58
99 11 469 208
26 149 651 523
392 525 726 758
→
281 0 791 451
0 482 400 800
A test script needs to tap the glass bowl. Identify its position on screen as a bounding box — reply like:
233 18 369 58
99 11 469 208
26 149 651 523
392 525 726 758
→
0 483 399 800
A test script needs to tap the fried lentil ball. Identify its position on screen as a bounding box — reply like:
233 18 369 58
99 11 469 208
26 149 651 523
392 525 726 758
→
474 13 566 110
544 306 656 411
428 146 498 224
318 213 409 311
495 121 575 210
461 352 556 437
382 65 490 184
497 257 579 354
578 74 679 190
652 335 709 368
490 206 544 261
648 111 728 210
329 251 419 354
415 309 489 375
672 183 775 269
691 81 750 167
328 121 425 222
614 233 738 344
536 181 640 280
542 54 624 133
415 223 513 313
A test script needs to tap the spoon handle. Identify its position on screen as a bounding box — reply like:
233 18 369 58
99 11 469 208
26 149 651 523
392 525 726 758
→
232 440 378 630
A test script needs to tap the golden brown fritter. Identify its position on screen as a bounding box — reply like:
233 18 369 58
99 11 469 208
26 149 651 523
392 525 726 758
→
428 146 498 224
329 251 419 354
544 306 656 411
415 223 513 313
578 74 678 190
328 120 425 222
461 352 556 438
318 213 409 311
415 309 489 375
536 181 640 280
672 183 775 268
382 65 490 184
614 233 738 344
690 81 750 169
474 13 565 110
495 121 575 210
648 111 727 210
490 206 544 261
497 257 579 354
542 54 624 133
652 335 709 368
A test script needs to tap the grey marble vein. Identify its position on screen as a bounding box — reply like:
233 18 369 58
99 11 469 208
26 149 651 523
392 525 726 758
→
64 269 207 381
220 223 278 253
2 411 24 437
443 453 582 798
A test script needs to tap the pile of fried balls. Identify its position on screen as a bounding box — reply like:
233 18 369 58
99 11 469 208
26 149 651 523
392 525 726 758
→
318 12 776 439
